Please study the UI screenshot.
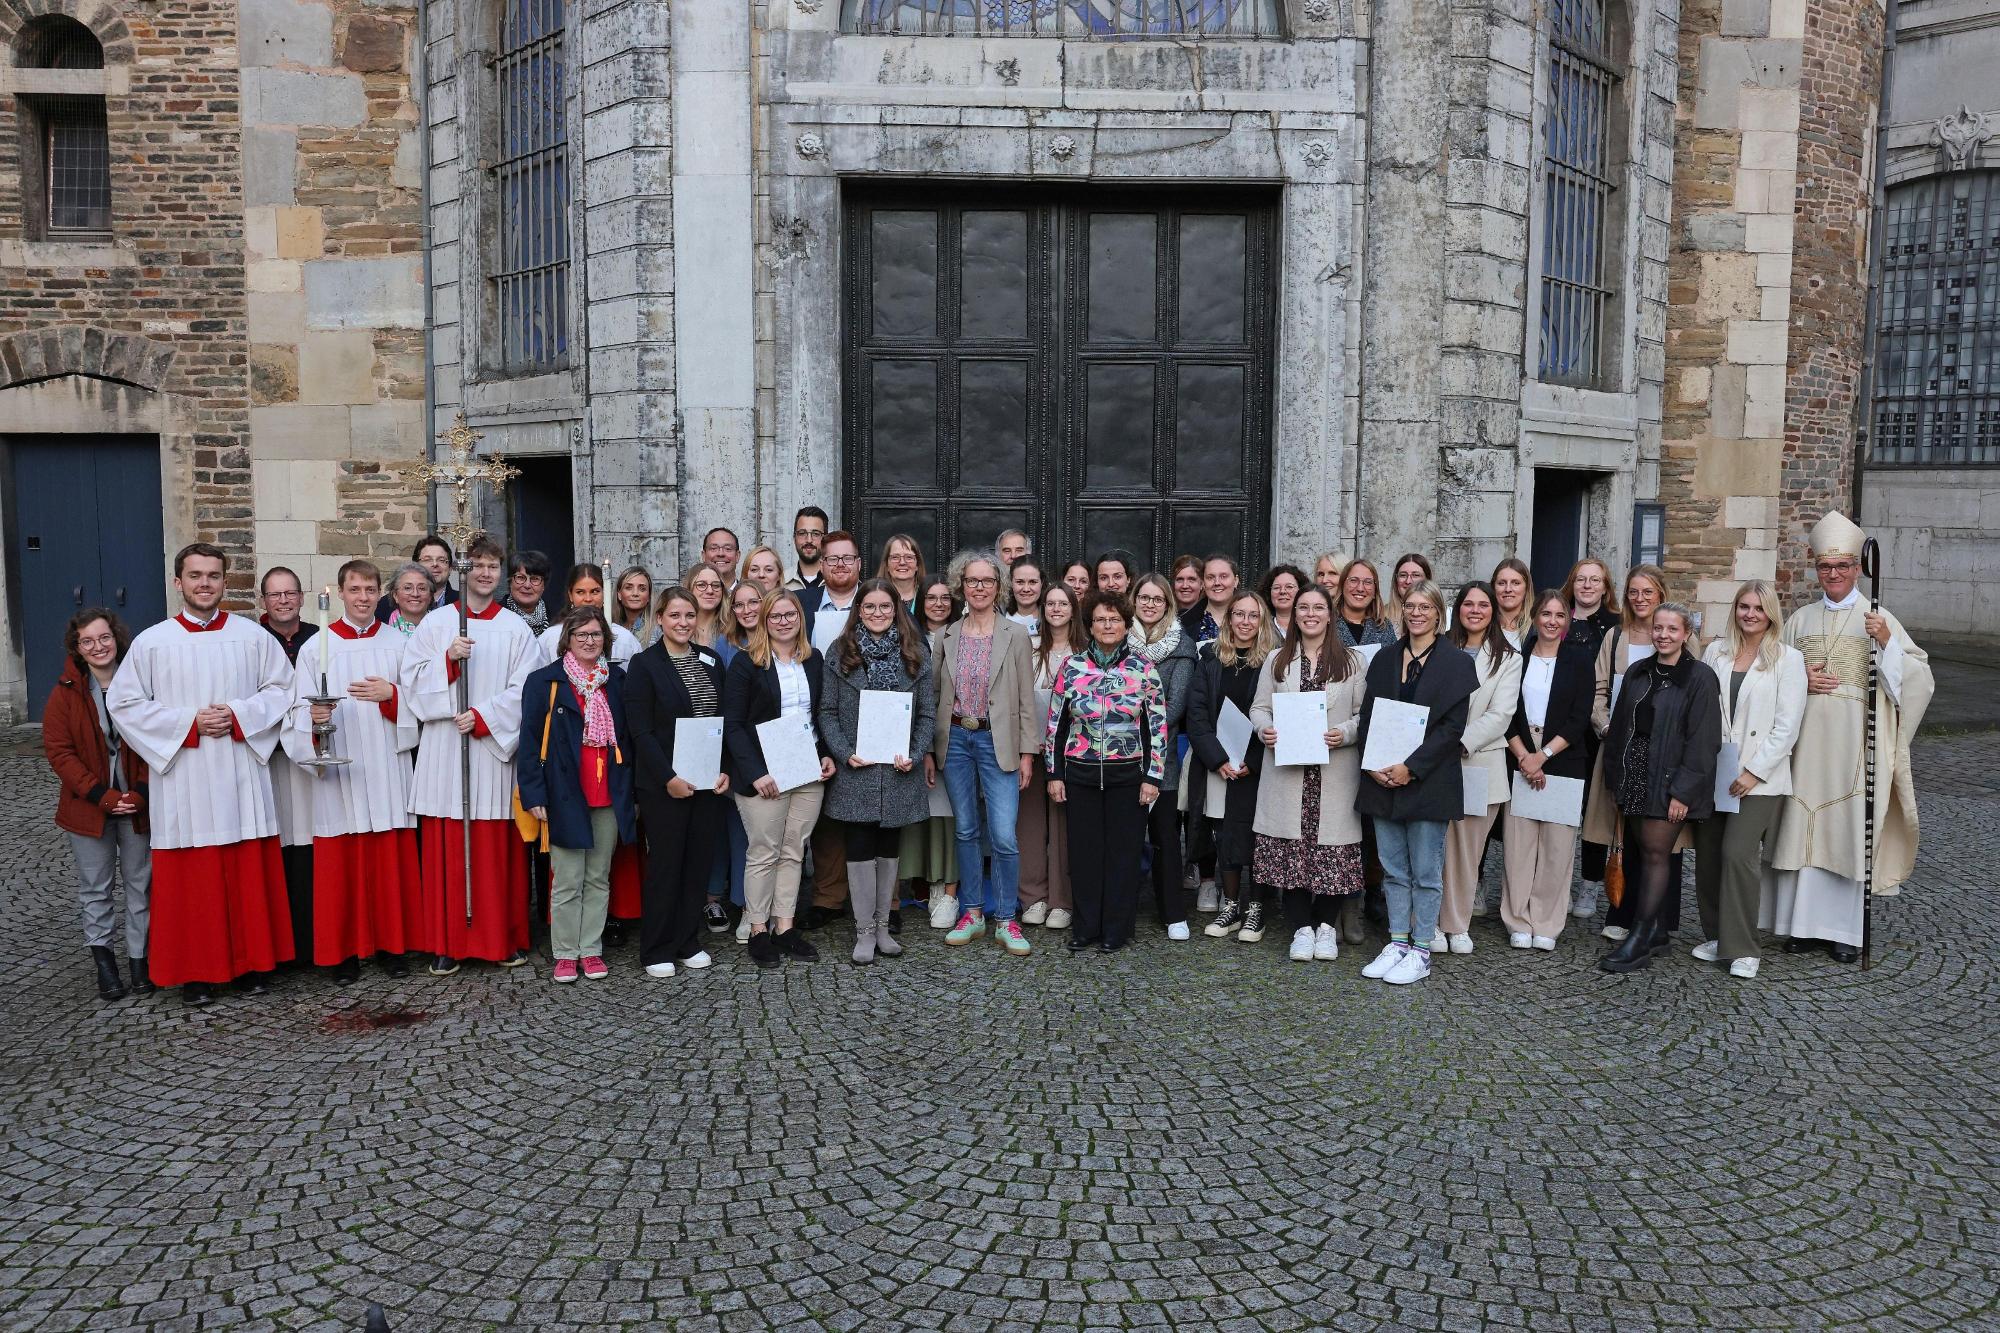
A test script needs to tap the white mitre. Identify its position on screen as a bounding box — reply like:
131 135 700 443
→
1809 511 1865 560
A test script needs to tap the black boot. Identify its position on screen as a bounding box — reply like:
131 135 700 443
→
183 981 215 1007
91 946 127 1001
603 919 628 948
381 953 409 978
1599 917 1658 973
236 972 270 996
331 957 361 985
128 955 156 995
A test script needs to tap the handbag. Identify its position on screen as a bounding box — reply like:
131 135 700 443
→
512 682 556 850
1603 844 1625 909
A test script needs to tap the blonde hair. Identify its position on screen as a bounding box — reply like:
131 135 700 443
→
1336 558 1385 625
1723 579 1784 671
1213 591 1278 670
738 544 785 591
747 588 814 668
680 563 727 647
1400 579 1448 633
1129 573 1179 645
1622 564 1670 633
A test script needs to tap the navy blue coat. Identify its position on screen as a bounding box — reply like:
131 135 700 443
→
517 660 638 851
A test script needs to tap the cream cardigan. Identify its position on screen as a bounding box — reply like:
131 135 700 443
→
1249 646 1368 846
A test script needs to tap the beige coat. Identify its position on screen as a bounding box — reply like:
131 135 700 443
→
1700 638 1808 797
1249 646 1367 846
930 614 1039 772
1459 644 1522 809
1583 624 1646 846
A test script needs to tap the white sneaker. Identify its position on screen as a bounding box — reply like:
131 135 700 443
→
1361 942 1406 979
644 961 676 979
681 950 712 970
1021 901 1048 926
1531 936 1557 951
1313 922 1339 961
1428 931 1448 953
1045 908 1072 931
1691 939 1720 962
1572 883 1600 918
735 918 752 945
1195 883 1220 914
1601 924 1629 942
1729 956 1760 978
1288 927 1316 961
1509 932 1533 949
1166 920 1191 941
929 893 960 930
1383 947 1432 985
1448 933 1473 955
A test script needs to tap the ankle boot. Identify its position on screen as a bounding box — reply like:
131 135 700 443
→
873 857 903 957
847 861 878 965
1599 915 1658 973
128 955 155 994
1339 894 1365 944
91 946 127 1001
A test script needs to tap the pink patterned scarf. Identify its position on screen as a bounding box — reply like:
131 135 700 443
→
562 651 615 749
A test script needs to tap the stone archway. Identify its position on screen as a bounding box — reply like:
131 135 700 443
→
0 325 174 392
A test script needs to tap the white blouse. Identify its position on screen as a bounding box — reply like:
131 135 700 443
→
1521 651 1557 729
775 656 812 717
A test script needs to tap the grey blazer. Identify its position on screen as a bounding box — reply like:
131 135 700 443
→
817 641 937 829
930 615 1039 771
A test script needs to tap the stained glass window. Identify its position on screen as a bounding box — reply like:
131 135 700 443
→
843 0 1283 38
1538 0 1619 387
1870 171 2000 465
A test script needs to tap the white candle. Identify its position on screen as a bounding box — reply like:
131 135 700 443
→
317 587 331 676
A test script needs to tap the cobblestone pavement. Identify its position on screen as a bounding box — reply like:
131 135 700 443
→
1 732 1996 1333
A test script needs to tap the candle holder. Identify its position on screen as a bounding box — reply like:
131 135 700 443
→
297 672 352 770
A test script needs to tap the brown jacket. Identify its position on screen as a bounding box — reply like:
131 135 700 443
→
930 615 1039 772
42 662 149 838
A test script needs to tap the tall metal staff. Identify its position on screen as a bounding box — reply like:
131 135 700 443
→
1860 536 1882 972
399 414 520 923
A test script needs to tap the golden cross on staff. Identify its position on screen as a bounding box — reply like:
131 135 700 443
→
396 413 520 926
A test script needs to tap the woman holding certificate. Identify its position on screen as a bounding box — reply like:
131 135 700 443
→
1502 590 1595 948
1437 582 1521 955
818 579 935 966
1189 592 1277 943
722 589 836 968
931 553 1040 957
1583 564 1673 941
1128 574 1198 940
626 586 730 979
1692 580 1805 979
518 607 638 984
1598 601 1722 973
1354 582 1478 985
1249 586 1367 962
1045 592 1168 954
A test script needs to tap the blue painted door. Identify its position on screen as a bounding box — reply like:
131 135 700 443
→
9 435 165 718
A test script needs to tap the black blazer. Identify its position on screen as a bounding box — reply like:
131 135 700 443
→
1506 641 1594 782
516 661 638 851
721 650 827 790
624 639 726 793
1184 646 1265 827
1353 638 1478 824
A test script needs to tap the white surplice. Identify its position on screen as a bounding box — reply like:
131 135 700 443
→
535 620 642 668
107 611 295 851
401 600 536 822
282 618 419 837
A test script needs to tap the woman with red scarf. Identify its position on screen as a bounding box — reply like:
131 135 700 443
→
518 607 638 983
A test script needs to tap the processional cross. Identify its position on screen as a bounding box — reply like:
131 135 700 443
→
397 413 520 923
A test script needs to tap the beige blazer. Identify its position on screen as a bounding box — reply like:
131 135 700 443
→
1700 639 1807 797
930 615 1039 772
1459 645 1523 808
1249 647 1368 846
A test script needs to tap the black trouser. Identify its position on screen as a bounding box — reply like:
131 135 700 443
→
1145 791 1185 926
1282 888 1340 931
281 844 314 965
1063 764 1147 947
638 789 721 965
1580 731 1609 882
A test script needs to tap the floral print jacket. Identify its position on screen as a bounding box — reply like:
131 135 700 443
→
1044 645 1168 784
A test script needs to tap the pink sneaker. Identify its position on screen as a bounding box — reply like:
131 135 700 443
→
552 958 579 983
580 955 609 980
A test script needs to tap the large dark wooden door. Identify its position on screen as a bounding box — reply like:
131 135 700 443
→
843 186 1277 573
7 434 166 718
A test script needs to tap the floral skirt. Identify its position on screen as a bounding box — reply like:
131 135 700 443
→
1251 761 1364 894
1615 736 1653 816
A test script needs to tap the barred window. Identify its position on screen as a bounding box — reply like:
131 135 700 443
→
490 0 569 373
1537 0 1619 387
842 0 1284 38
13 17 111 241
1869 171 2000 466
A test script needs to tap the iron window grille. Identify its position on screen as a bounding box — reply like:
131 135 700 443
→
1869 170 2000 466
44 98 111 235
1537 0 1620 387
490 0 570 373
842 0 1284 38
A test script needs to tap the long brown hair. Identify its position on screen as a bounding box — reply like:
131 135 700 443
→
1449 582 1510 670
1622 564 1670 633
65 608 132 671
1489 556 1533 637
1271 586 1354 684
1335 558 1384 626
832 578 926 678
1036 582 1084 676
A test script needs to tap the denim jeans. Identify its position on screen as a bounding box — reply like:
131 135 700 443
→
944 725 1021 921
705 800 749 908
1375 818 1447 950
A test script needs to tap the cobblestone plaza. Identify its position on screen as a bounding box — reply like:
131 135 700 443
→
2 734 1996 1332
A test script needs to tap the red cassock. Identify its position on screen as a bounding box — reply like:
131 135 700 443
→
416 817 531 960
313 827 422 964
609 839 644 920
149 838 295 986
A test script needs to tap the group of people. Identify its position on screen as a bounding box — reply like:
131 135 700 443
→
44 507 1930 1005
